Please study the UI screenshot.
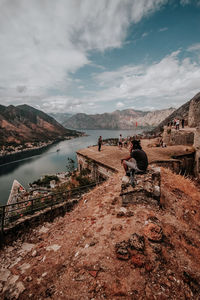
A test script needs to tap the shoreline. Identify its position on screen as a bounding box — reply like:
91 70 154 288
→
0 135 83 166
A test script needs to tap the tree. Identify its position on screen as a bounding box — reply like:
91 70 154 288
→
66 157 75 176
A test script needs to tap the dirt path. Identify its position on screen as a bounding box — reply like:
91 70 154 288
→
1 167 200 299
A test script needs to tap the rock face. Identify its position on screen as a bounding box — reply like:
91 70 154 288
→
63 108 175 129
152 92 200 134
188 92 200 127
0 104 78 145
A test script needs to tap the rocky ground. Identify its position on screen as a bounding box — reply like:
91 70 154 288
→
0 167 200 299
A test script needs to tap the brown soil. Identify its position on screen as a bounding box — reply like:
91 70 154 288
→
1 167 200 299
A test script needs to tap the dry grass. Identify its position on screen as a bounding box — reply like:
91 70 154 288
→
161 167 200 202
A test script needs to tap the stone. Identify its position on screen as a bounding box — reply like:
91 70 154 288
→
46 244 61 252
32 250 37 257
39 226 49 233
0 268 11 281
115 241 130 260
19 263 31 274
18 243 34 255
11 281 26 299
129 233 145 252
88 270 98 278
8 275 19 285
144 223 163 242
26 276 33 282
131 254 145 267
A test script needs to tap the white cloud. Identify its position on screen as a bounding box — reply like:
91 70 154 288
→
187 43 200 52
180 0 191 5
159 27 168 32
0 0 167 104
142 32 149 38
116 102 125 108
92 50 200 109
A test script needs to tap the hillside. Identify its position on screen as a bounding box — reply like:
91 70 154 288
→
0 104 79 145
1 168 200 299
62 108 175 129
152 92 200 134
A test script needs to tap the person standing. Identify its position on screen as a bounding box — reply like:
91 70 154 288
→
118 134 123 149
176 119 180 130
182 118 185 128
98 136 102 152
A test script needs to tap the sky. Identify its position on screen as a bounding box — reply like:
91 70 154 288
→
0 0 200 114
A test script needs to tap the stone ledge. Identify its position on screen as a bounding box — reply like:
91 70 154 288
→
0 199 78 248
120 166 161 207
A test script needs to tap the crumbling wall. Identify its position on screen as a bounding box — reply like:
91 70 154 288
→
188 92 200 127
120 166 161 207
77 153 116 181
194 127 200 179
162 126 194 146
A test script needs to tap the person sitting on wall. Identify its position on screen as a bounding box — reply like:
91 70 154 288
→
121 139 148 186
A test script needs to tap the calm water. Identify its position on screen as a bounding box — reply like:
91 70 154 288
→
0 129 142 205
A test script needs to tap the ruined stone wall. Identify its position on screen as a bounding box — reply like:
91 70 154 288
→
121 166 161 207
77 153 116 181
194 127 200 179
188 93 200 127
162 126 194 146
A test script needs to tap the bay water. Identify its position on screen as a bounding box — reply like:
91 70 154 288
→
0 129 143 205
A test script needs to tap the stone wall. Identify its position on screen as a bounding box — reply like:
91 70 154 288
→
0 199 78 248
162 126 194 146
120 166 161 207
194 127 200 179
188 93 200 127
77 153 117 181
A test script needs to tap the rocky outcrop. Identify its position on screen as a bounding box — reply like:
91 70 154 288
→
188 92 200 127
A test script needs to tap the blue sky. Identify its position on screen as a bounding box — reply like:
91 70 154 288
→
0 0 200 114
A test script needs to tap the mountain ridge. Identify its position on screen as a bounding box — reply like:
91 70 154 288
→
61 107 175 129
0 104 78 145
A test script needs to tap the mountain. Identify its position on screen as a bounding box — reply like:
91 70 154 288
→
49 112 73 124
62 108 175 130
152 92 200 134
0 104 79 145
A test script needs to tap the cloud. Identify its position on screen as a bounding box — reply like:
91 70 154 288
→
159 27 168 32
142 32 149 38
187 43 200 52
29 47 200 113
0 0 167 103
180 0 191 5
93 50 200 109
116 102 125 108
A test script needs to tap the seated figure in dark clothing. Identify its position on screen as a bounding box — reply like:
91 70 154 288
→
121 139 148 186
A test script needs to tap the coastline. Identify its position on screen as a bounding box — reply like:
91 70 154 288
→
0 134 83 166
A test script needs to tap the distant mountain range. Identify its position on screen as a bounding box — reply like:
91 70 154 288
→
49 112 73 124
60 108 175 130
0 104 78 145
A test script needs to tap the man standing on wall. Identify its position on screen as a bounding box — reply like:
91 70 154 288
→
98 136 102 152
118 134 123 149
